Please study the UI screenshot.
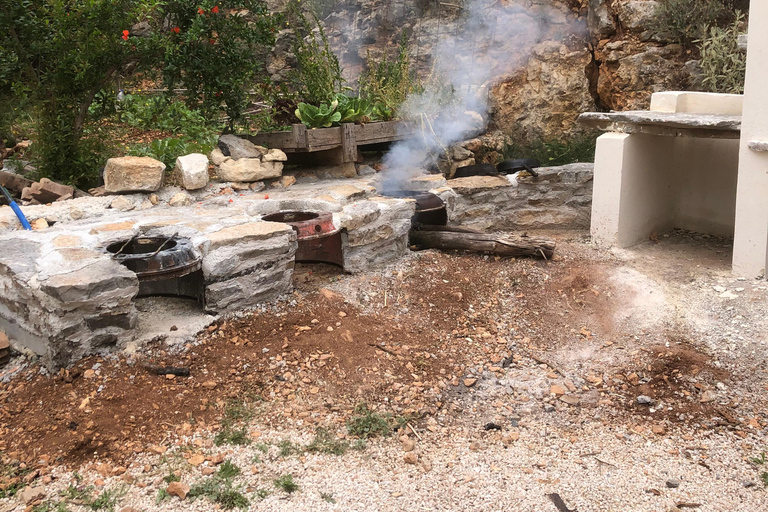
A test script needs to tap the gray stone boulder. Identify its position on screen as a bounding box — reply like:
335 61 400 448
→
104 156 165 193
217 158 283 182
218 134 264 159
615 0 658 32
174 153 209 190
588 0 616 39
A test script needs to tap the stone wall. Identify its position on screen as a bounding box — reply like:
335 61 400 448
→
446 163 594 231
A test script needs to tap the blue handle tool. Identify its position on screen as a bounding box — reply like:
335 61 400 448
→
1 185 32 230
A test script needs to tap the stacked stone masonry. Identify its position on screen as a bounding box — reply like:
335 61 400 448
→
0 164 592 368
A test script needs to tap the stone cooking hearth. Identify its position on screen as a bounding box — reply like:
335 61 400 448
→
0 164 592 368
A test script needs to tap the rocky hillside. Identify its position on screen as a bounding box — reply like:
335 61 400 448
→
268 0 726 144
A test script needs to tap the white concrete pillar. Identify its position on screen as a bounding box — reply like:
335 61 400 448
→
733 4 768 278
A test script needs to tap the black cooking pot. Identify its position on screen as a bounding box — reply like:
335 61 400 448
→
496 158 541 177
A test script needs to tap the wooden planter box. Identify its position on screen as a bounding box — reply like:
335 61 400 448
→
245 121 414 165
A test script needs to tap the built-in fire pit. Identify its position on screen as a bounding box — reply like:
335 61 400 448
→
106 235 204 302
378 190 448 226
262 211 345 268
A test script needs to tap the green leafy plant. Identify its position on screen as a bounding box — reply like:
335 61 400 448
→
346 403 392 439
750 452 768 487
305 427 349 455
61 483 93 502
217 460 242 479
650 0 734 48
273 474 299 493
88 486 126 512
359 31 413 119
372 103 394 122
0 460 33 499
277 439 303 457
155 489 171 504
698 11 747 94
335 94 373 123
295 101 341 128
188 477 249 510
290 1 344 105
32 502 69 512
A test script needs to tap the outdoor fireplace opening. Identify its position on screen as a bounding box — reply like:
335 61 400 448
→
263 211 345 268
106 235 204 303
378 190 448 227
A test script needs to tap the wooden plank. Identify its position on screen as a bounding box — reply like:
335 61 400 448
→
307 126 342 148
245 131 299 149
246 121 414 153
292 124 308 149
341 123 357 163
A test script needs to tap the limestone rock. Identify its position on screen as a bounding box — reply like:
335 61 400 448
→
30 218 49 230
218 158 282 182
169 192 191 207
218 134 263 159
174 153 209 190
491 42 596 144
110 196 135 212
615 0 658 32
271 175 296 188
19 486 46 504
166 481 190 500
250 181 266 192
209 148 229 166
104 156 165 193
596 43 692 111
263 148 288 162
588 0 616 39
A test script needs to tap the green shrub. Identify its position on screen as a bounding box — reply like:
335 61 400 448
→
359 31 414 119
502 133 599 167
305 427 349 455
189 477 249 510
651 0 733 48
290 2 344 105
346 404 391 439
0 0 278 188
273 474 299 493
698 12 747 94
128 136 216 170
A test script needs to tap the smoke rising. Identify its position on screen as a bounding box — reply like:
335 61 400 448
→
381 0 582 187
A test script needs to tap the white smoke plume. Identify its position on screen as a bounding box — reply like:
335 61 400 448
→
381 0 583 187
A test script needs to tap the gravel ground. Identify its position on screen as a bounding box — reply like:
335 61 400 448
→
2 229 768 512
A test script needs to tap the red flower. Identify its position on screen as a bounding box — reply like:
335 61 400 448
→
198 7 205 14
121 29 129 40
209 38 215 44
211 5 219 13
172 26 180 34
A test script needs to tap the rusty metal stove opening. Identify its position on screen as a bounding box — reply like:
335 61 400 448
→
106 235 204 303
263 211 345 268
379 190 448 226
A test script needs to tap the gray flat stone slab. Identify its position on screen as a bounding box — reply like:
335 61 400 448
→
579 111 741 139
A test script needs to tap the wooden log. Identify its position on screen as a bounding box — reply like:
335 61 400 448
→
409 228 555 259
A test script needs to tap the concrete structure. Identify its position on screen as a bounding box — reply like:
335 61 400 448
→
733 4 768 278
584 102 741 248
587 1 768 279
